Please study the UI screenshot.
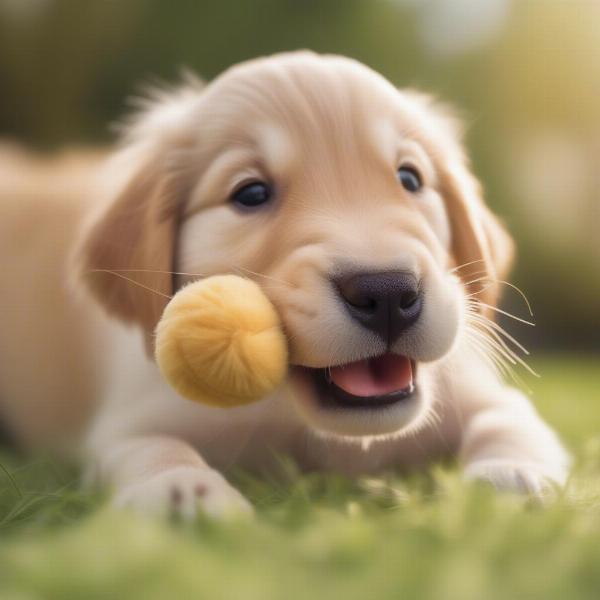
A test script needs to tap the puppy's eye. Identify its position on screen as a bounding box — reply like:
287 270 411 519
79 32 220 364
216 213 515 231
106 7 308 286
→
397 166 422 193
231 182 272 209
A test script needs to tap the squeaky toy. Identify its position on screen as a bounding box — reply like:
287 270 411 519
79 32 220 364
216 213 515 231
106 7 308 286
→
155 275 288 407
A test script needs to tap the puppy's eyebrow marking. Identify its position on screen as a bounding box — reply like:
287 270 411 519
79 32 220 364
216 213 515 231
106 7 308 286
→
396 139 437 186
184 147 259 216
184 125 294 217
371 118 399 162
254 123 295 174
370 118 436 185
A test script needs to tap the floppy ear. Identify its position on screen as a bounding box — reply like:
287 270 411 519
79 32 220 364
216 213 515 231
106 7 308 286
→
75 81 202 351
441 160 515 311
78 150 177 349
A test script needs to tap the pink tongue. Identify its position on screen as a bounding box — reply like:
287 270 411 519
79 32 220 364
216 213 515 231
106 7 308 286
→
329 354 413 397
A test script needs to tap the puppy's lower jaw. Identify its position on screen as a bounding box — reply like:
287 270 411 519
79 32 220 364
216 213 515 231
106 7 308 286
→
289 353 428 438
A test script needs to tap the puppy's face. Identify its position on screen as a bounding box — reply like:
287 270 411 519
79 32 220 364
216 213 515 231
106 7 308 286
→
81 52 513 439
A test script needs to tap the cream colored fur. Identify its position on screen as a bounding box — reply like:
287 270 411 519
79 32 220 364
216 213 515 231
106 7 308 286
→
0 52 569 518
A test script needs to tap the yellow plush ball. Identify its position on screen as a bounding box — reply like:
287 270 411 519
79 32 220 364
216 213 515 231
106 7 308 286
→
155 275 288 407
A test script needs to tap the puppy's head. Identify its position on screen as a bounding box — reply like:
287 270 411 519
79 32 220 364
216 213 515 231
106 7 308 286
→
79 52 513 438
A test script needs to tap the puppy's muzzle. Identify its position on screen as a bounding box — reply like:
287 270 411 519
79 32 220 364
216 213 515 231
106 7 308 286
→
334 271 422 344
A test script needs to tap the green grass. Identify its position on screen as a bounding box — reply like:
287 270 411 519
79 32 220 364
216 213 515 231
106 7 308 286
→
1 355 599 600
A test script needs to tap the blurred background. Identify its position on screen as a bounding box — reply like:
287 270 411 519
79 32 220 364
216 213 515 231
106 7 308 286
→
0 0 598 352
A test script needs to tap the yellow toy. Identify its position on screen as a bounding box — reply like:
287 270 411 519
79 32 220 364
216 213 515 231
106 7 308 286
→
155 275 288 407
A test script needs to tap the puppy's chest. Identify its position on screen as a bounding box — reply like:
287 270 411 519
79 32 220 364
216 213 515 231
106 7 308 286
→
134 366 459 476
195 403 452 476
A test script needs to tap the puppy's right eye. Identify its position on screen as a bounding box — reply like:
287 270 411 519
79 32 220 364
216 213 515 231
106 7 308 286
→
231 182 272 209
397 166 422 193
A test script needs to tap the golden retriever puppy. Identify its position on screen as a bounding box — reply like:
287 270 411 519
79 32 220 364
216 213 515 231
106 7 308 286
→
0 52 569 518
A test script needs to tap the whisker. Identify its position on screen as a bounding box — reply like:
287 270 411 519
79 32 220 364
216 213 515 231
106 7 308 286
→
467 326 516 366
86 269 172 299
464 330 510 378
469 311 531 355
472 320 537 378
426 404 442 428
448 259 486 274
475 301 536 327
488 279 534 317
87 268 208 278
462 275 494 287
465 283 496 298
460 275 534 318
231 266 292 288
470 319 525 363
465 328 532 391
419 405 446 447
92 266 294 290
465 307 539 381
466 278 533 317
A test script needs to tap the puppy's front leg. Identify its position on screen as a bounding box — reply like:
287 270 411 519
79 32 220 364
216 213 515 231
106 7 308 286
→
90 435 252 519
458 382 570 497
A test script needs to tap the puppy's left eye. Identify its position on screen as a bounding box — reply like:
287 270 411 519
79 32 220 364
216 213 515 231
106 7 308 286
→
397 166 422 193
231 182 272 209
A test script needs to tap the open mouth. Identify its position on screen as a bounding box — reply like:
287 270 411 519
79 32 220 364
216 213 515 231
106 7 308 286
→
308 354 417 410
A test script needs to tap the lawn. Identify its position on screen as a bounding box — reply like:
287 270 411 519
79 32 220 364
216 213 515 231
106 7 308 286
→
0 355 599 600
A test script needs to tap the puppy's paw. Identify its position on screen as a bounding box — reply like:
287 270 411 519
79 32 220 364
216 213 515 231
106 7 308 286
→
463 459 563 499
113 466 253 520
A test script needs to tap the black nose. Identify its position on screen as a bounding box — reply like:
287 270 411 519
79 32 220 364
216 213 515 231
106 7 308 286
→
334 271 422 344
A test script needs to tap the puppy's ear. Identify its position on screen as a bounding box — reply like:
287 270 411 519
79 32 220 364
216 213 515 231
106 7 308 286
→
78 152 176 342
75 82 201 350
441 160 515 310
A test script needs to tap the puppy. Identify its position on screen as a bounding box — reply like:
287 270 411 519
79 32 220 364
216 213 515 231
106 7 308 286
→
0 52 569 518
